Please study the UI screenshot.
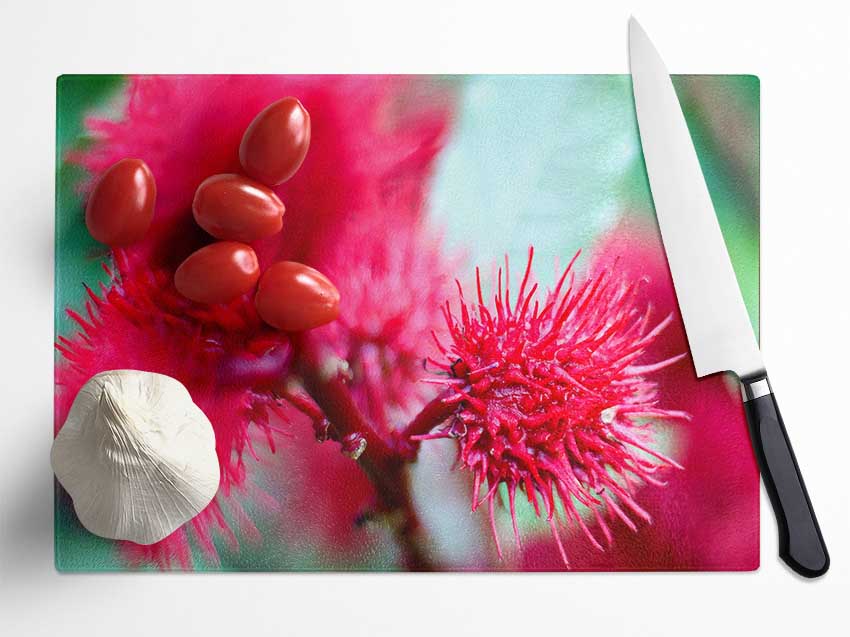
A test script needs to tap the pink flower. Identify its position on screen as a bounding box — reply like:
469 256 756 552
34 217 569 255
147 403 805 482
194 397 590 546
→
57 75 455 567
316 215 457 431
519 219 759 570
70 76 452 275
416 247 689 565
55 253 292 567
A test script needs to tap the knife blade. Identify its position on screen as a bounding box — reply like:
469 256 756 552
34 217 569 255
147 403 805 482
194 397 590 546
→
629 17 829 577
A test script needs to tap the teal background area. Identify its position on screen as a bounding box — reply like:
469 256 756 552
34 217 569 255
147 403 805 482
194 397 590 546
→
429 75 759 335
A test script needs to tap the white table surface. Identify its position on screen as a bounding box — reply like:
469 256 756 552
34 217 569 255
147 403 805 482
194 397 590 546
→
1 1 847 635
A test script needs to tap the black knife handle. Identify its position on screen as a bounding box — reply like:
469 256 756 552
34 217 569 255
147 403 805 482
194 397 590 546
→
742 376 829 578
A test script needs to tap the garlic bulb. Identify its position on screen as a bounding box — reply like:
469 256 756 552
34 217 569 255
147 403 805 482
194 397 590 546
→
51 370 220 545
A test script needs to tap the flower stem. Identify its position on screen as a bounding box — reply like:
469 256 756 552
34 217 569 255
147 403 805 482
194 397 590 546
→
292 331 434 570
397 391 457 456
292 334 395 461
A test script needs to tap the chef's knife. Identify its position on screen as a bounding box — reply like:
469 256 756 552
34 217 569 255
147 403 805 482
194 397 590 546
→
628 18 829 578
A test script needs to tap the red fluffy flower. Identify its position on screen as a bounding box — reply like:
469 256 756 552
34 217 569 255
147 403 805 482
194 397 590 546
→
56 75 454 567
417 248 689 565
69 76 451 274
55 252 292 567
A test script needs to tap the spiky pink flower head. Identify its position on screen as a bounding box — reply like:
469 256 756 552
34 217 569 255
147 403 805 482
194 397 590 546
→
516 219 758 571
418 248 690 565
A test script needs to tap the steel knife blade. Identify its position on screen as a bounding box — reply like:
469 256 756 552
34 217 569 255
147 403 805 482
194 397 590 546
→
629 17 829 577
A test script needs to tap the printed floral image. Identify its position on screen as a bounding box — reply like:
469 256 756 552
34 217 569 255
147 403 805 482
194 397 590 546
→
54 74 760 571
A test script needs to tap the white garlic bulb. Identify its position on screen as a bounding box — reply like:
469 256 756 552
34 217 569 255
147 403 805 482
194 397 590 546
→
51 370 220 545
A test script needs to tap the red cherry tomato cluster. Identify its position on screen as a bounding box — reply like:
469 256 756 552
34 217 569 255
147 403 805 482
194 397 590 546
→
85 97 341 333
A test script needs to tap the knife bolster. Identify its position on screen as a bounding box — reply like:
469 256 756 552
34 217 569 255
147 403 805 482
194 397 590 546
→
742 376 772 402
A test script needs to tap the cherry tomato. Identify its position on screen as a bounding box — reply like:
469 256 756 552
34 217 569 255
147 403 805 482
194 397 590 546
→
85 158 156 246
193 174 285 242
175 241 260 304
239 97 311 186
254 261 340 331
